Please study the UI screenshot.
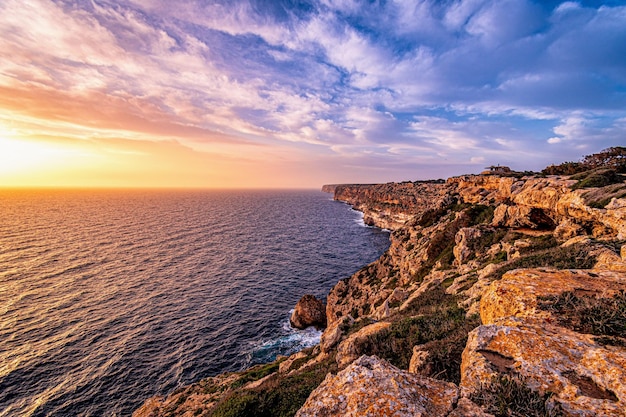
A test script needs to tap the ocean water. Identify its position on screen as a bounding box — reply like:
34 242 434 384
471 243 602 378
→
0 189 390 416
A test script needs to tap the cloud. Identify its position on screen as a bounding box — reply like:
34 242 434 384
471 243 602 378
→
1 0 625 186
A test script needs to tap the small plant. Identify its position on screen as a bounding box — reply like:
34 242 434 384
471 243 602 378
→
211 356 338 417
571 168 623 190
486 244 597 281
471 375 563 417
231 361 282 389
538 290 626 344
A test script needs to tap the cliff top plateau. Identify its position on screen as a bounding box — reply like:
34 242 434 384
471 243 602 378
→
135 147 626 417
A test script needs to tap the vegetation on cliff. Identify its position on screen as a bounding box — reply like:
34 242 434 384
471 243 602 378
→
135 150 626 417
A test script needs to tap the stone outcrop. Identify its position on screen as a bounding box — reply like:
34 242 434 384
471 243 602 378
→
295 355 459 417
479 268 626 325
290 294 327 329
135 169 626 417
462 319 626 416
461 268 626 416
335 321 390 368
331 181 450 230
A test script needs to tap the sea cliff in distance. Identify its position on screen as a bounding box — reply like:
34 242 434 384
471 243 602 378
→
135 148 626 417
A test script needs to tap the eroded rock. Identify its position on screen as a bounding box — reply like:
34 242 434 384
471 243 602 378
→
461 319 626 416
290 294 327 329
480 268 626 325
336 322 391 368
295 355 459 417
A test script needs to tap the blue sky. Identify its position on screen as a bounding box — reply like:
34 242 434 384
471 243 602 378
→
0 0 625 187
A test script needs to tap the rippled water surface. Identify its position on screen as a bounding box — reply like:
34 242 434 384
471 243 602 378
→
0 189 389 416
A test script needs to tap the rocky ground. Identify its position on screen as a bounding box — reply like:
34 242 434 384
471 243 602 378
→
135 167 626 417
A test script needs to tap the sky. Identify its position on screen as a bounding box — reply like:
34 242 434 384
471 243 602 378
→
1 0 625 188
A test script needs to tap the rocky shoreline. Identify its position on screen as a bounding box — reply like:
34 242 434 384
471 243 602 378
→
135 167 626 417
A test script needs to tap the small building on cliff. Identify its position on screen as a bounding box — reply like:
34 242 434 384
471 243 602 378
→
480 165 511 175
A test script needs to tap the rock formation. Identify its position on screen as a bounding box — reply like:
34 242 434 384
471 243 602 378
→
135 164 626 417
290 294 327 329
296 355 459 417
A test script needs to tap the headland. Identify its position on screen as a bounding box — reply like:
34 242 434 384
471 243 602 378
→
135 152 626 417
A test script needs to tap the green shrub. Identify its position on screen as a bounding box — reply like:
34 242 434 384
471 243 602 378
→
231 361 281 389
471 375 563 417
211 357 337 417
538 290 626 344
486 244 597 281
467 205 495 225
571 168 623 190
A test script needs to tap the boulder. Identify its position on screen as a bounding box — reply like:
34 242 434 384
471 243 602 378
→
320 316 350 354
290 294 327 329
463 268 626 416
295 355 458 417
336 321 390 368
461 319 626 416
480 268 626 325
408 345 430 374
453 227 484 266
554 219 584 241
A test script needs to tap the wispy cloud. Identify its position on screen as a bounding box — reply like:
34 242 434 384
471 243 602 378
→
1 0 625 186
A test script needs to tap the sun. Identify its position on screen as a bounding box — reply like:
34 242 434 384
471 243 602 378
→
0 123 100 186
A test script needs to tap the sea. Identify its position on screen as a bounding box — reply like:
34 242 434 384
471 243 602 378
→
0 189 390 416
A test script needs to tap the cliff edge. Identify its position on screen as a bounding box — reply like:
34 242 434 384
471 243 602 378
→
135 163 626 417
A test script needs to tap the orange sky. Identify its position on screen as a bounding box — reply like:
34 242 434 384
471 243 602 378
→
2 0 625 188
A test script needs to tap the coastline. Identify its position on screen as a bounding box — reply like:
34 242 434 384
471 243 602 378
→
135 172 626 417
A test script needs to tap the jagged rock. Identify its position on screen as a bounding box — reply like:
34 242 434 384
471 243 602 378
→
295 355 459 417
461 319 626 416
622 245 626 262
454 227 484 266
373 299 390 320
561 235 591 247
320 316 350 354
290 294 327 329
593 247 626 272
408 345 430 374
448 398 495 417
332 182 451 230
492 204 556 230
279 350 308 373
554 219 584 241
374 287 408 319
336 321 391 368
466 268 626 416
480 268 626 325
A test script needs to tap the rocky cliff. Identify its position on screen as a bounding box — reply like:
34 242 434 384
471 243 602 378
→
135 171 626 417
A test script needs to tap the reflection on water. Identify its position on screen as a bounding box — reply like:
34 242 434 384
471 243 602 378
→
0 189 389 416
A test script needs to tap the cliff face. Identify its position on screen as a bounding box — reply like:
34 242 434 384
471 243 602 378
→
135 173 626 417
329 181 449 230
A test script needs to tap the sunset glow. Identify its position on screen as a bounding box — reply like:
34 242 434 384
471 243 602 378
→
1 0 625 188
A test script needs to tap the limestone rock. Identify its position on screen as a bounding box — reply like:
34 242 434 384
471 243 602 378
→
290 294 327 329
408 345 430 374
461 319 626 416
554 219 584 241
454 227 484 266
480 268 626 325
320 316 350 354
279 350 308 373
593 247 626 272
336 321 391 368
448 398 495 417
295 355 458 417
492 204 556 230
